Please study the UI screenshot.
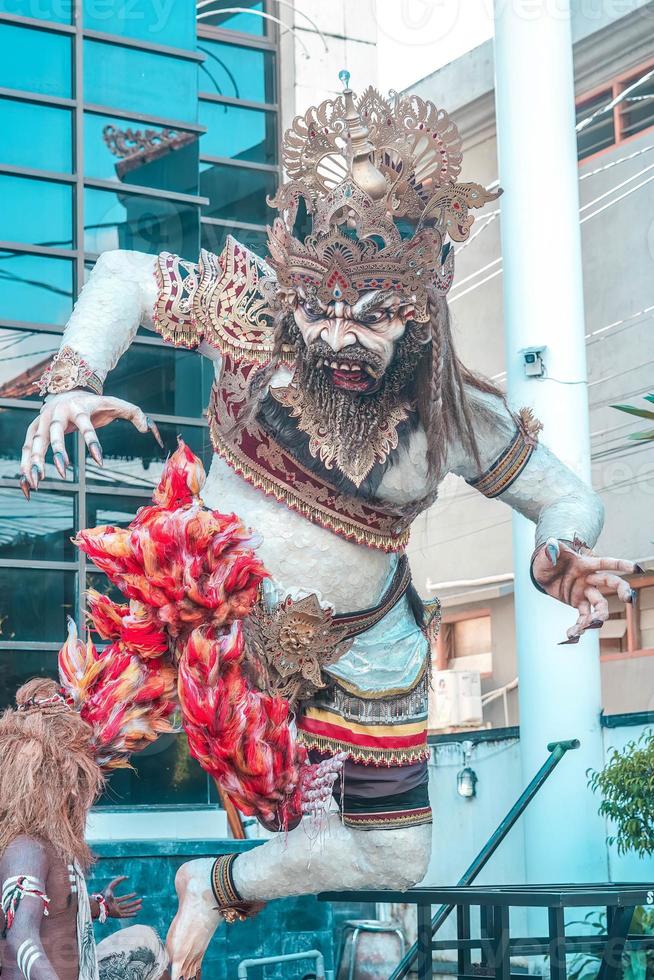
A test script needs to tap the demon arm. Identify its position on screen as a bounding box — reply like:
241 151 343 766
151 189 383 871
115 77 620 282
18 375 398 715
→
449 388 639 642
20 248 165 493
0 838 58 980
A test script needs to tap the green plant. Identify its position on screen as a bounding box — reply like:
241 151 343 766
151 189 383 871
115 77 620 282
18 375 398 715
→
557 908 654 980
588 731 654 857
611 393 654 442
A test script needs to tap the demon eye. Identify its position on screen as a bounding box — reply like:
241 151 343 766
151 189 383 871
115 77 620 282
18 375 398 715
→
358 310 388 326
301 304 325 322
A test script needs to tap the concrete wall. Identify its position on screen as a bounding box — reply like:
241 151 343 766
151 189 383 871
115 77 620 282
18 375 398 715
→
424 724 654 894
571 0 653 43
407 5 654 724
278 0 378 131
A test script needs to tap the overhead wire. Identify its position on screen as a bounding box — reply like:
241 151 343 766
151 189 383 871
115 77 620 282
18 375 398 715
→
575 67 654 134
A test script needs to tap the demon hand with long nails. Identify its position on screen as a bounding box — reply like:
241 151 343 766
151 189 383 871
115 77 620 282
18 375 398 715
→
20 79 637 979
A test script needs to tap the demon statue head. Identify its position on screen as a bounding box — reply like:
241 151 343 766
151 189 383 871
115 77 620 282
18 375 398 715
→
257 75 501 489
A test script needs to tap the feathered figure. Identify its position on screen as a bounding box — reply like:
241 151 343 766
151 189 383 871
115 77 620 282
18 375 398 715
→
58 618 177 769
62 440 313 826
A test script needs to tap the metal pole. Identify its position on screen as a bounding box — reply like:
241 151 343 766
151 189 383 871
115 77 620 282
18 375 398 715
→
390 740 579 980
493 0 609 884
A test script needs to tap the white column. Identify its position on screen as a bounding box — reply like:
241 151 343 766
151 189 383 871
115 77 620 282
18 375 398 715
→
493 0 608 882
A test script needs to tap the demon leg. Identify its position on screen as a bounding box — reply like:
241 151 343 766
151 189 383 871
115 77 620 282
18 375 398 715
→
166 814 431 980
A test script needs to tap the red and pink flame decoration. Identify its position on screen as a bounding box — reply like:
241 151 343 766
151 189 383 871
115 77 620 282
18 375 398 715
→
58 440 310 828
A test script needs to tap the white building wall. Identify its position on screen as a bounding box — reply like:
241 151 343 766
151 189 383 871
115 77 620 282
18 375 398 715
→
406 4 654 721
278 0 378 130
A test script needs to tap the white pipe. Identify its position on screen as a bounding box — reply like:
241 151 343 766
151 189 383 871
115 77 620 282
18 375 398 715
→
481 677 519 706
493 0 608 884
426 572 514 592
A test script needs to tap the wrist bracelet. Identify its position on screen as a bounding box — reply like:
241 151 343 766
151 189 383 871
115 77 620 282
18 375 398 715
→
36 346 103 398
93 893 109 923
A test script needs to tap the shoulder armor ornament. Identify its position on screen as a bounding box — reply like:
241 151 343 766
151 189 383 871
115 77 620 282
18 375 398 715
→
154 237 285 365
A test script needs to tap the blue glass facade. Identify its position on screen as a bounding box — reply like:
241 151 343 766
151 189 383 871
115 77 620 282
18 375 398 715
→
0 0 281 808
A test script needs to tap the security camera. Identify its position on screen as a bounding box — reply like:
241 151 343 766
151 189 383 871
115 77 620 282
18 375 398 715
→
519 346 546 378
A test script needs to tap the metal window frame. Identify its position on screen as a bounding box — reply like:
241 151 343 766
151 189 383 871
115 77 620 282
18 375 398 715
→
199 91 278 112
0 2 280 813
0 163 76 183
576 57 654 165
200 152 278 173
0 11 75 35
83 28 205 63
0 86 75 109
84 101 207 133
201 215 268 232
0 241 76 259
0 12 205 63
196 23 278 52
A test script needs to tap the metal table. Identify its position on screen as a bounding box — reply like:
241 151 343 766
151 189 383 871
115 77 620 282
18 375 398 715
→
319 883 654 980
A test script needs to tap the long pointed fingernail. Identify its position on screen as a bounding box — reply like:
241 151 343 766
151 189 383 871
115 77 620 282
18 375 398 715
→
630 589 638 605
634 563 645 574
54 451 67 478
547 541 559 566
19 477 30 501
146 417 164 449
89 441 103 467
31 464 41 489
589 620 604 629
559 636 580 645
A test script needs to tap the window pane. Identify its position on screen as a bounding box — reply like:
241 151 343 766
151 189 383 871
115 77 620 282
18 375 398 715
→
200 162 276 223
0 252 74 326
84 41 198 122
0 487 76 560
201 221 268 258
0 175 73 249
84 112 199 194
620 74 654 141
86 493 150 530
0 23 72 97
84 188 199 258
0 651 59 711
87 570 129 606
200 100 277 164
99 735 210 806
197 0 265 35
84 0 196 49
85 420 212 490
104 342 213 417
0 98 72 172
576 90 615 160
0 568 76 642
0 327 59 398
198 39 275 103
0 1 72 22
0 405 77 481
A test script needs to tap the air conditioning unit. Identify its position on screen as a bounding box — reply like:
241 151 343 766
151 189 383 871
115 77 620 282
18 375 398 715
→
430 669 483 730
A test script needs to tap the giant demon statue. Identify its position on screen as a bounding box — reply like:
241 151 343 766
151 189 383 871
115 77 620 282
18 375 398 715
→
20 82 637 979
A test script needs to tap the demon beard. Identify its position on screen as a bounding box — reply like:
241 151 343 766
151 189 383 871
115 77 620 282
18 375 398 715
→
271 322 427 488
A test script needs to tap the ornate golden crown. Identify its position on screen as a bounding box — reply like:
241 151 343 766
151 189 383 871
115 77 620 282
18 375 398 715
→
266 74 500 322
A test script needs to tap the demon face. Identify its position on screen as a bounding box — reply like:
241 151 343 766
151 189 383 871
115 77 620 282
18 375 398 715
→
271 286 428 488
292 288 417 395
